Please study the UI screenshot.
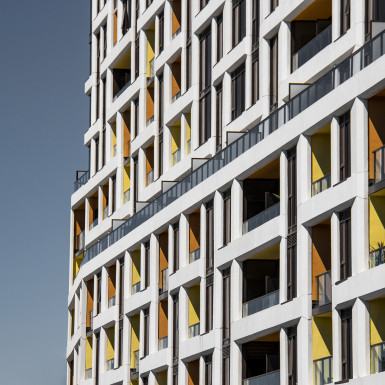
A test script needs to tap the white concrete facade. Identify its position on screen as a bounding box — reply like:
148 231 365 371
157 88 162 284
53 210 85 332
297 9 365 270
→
67 1 385 385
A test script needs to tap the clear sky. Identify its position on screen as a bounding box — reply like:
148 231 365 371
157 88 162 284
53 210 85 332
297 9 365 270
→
0 1 90 384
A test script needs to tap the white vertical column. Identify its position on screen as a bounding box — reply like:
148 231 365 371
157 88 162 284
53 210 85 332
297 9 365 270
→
332 0 341 41
331 212 340 284
179 286 189 342
259 38 271 118
102 266 108 312
297 225 312 298
278 22 291 105
98 185 103 223
180 213 189 269
150 233 158 288
140 242 145 291
331 116 340 186
149 300 157 355
332 309 342 382
169 223 175 274
214 190 223 250
223 72 232 129
231 261 242 324
280 328 288 385
352 197 368 275
223 0 232 54
280 151 288 303
231 179 243 241
297 134 311 206
353 299 370 378
352 0 366 45
297 316 312 385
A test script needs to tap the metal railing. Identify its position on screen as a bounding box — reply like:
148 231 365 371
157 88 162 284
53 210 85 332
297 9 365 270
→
243 370 280 385
123 189 130 204
371 342 385 374
106 358 114 371
108 296 116 308
74 170 89 192
85 368 92 379
147 170 154 185
242 290 279 317
76 231 85 251
369 245 385 268
172 148 181 166
243 203 280 234
158 336 168 350
131 282 140 295
131 350 139 373
189 248 200 263
82 29 385 267
189 322 200 338
89 218 98 230
292 25 332 71
315 271 332 307
312 174 331 196
103 205 109 219
373 145 385 184
159 268 168 294
314 356 333 385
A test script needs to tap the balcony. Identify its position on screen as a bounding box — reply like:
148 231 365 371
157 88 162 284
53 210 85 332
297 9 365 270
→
159 268 168 294
158 336 168 350
108 296 116 308
113 68 131 101
369 245 385 268
371 341 385 374
314 356 333 385
313 271 332 308
106 358 114 371
243 290 279 317
172 148 181 166
82 27 385 266
292 25 332 71
189 248 200 263
189 322 200 338
131 282 140 295
243 203 280 234
123 189 130 204
74 170 89 192
243 370 280 385
312 174 331 196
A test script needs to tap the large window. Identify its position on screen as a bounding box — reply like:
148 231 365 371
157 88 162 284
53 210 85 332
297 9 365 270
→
158 12 164 54
216 83 223 151
288 327 297 385
222 268 231 385
122 0 131 34
270 35 278 111
231 63 245 120
158 73 164 176
366 0 385 39
173 222 179 272
143 307 149 356
339 208 351 281
339 111 351 182
233 0 246 47
217 14 223 62
341 308 353 381
223 189 231 246
135 33 139 80
144 242 150 288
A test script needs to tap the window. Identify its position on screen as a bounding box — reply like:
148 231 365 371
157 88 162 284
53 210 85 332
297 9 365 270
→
102 24 107 60
216 83 223 151
339 208 351 281
217 14 223 62
252 0 259 46
102 78 106 127
222 268 231 385
143 308 149 356
133 98 139 138
95 80 100 123
96 272 101 314
288 147 297 233
339 111 351 181
271 0 279 12
113 0 118 45
144 242 150 288
102 128 106 167
233 0 246 48
204 355 213 385
186 42 192 90
366 0 385 39
122 0 131 34
133 156 138 213
135 33 139 80
173 222 179 272
223 189 231 246
119 258 124 315
252 48 259 104
288 326 297 385
270 35 278 111
111 175 116 213
341 0 350 35
158 12 164 54
200 0 209 10
95 332 100 384
95 136 100 173
199 28 212 145
287 233 297 301
341 308 353 380
231 63 245 120
118 319 123 366
206 200 214 271
173 293 179 359
206 274 213 332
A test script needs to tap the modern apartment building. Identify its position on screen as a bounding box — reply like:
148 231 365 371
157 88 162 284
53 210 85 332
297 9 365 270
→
67 1 385 384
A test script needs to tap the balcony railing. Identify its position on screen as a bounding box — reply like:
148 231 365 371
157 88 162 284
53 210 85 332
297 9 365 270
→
369 245 385 268
76 230 85 252
147 170 154 185
172 148 181 166
158 336 168 350
292 25 332 71
243 203 280 234
314 271 332 307
371 342 385 374
131 282 141 295
108 296 116 308
82 29 385 267
312 174 331 196
189 248 200 263
242 290 279 317
103 205 109 219
74 170 89 192
131 350 139 373
243 370 280 385
123 189 130 204
106 358 114 371
189 322 200 338
373 145 385 184
314 356 333 385
159 268 168 294
85 368 92 379
89 218 98 230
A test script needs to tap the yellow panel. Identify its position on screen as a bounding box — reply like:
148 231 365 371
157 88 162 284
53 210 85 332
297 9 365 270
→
158 370 167 385
86 336 93 370
370 298 385 345
312 314 333 361
115 49 131 69
124 163 131 192
171 122 181 153
188 285 200 326
295 0 332 20
131 380 139 385
112 122 117 147
369 196 385 250
131 314 140 361
73 252 84 280
250 244 280 260
311 127 331 183
186 112 191 153
106 326 115 361
132 249 141 285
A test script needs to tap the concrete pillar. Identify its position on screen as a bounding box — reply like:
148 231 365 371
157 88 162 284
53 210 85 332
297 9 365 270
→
331 212 340 284
297 134 311 206
180 213 189 269
278 22 291 105
331 116 340 186
231 179 243 241
353 299 370 378
297 316 312 385
280 328 289 385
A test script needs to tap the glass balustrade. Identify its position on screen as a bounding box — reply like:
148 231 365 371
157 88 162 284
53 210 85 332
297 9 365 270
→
242 290 279 317
243 203 280 234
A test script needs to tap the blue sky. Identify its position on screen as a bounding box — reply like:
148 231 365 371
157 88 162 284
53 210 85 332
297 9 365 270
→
0 1 89 383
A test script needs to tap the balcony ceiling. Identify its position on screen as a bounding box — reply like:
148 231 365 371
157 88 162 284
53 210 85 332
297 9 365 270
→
295 0 332 21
